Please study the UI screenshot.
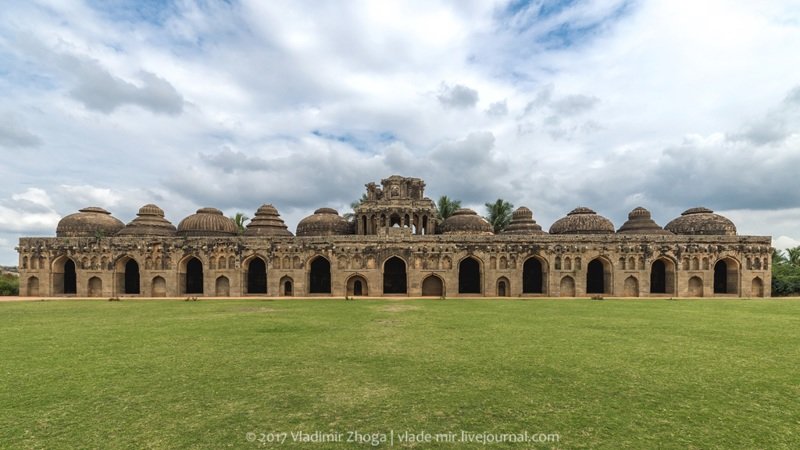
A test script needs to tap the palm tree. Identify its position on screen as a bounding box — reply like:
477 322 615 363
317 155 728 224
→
772 248 788 266
485 199 514 233
343 193 369 223
787 246 800 267
232 212 249 234
436 195 461 220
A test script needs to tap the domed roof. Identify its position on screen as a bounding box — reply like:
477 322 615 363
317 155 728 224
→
296 208 352 236
664 207 737 236
176 207 237 236
245 204 293 237
549 207 615 235
617 207 672 235
56 207 124 238
440 208 493 235
117 204 177 236
502 206 545 234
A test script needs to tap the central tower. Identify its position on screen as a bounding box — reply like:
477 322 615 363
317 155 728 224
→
354 175 438 235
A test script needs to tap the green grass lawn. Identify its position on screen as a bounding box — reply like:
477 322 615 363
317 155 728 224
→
1 298 799 449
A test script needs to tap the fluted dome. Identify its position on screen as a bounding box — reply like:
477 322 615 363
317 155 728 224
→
617 207 672 235
296 208 352 236
56 207 124 238
503 206 545 234
118 204 177 236
440 208 493 235
664 207 736 236
177 207 237 236
549 207 614 235
245 204 293 236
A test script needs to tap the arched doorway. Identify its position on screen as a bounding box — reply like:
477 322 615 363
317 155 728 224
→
88 276 103 297
650 260 666 294
186 257 204 294
624 276 639 297
216 276 230 296
497 277 510 297
586 258 608 294
151 276 166 297
421 275 444 296
124 259 140 294
309 257 331 294
688 276 704 297
714 258 739 295
751 277 764 297
347 275 368 296
55 258 77 295
27 277 39 296
522 258 544 294
280 276 293 296
560 276 575 297
458 257 481 294
383 257 407 294
246 257 267 294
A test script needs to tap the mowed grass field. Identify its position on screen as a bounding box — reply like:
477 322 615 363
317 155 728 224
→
1 298 799 449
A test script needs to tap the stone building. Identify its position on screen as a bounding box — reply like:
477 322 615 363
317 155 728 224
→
16 176 772 298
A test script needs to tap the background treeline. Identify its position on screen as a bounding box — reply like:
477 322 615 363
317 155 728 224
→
772 246 800 296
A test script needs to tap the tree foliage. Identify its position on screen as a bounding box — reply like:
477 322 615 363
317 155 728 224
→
344 193 369 223
436 196 461 220
771 246 800 296
232 212 249 234
0 274 19 296
484 199 514 234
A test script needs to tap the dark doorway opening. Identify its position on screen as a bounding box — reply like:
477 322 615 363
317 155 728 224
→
64 259 77 294
354 280 363 296
247 258 267 294
383 257 407 294
309 257 331 293
459 258 481 294
586 259 605 294
714 260 728 293
522 258 543 293
124 259 140 294
186 258 203 294
650 260 666 294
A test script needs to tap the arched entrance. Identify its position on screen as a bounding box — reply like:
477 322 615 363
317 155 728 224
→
151 276 166 297
280 276 293 296
497 277 510 297
751 277 764 297
347 275 368 296
586 258 609 294
421 275 444 296
522 258 544 294
53 257 77 295
88 276 103 297
714 259 739 294
560 276 575 297
185 257 203 294
688 276 704 297
650 259 666 294
246 257 267 294
309 257 331 294
216 276 230 296
27 277 39 296
124 259 140 294
458 257 481 294
624 276 639 297
383 257 407 294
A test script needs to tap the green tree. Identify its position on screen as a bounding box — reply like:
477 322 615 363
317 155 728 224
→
0 274 19 296
772 248 788 266
484 199 514 233
344 193 369 223
436 195 461 220
787 246 800 267
771 245 800 296
232 212 249 234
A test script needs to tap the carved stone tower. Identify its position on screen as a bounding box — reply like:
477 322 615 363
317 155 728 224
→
354 175 438 235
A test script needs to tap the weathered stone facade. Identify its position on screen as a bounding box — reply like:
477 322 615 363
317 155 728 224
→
16 176 772 298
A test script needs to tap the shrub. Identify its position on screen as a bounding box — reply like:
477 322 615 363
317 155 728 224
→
0 275 19 296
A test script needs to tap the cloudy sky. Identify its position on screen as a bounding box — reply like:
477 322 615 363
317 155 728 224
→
1 0 799 265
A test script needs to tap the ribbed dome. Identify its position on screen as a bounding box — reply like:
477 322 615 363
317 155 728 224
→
549 207 615 235
56 207 124 238
664 207 737 236
177 207 237 236
245 204 293 236
440 208 493 235
117 204 177 236
503 206 545 234
296 208 352 236
617 207 672 235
